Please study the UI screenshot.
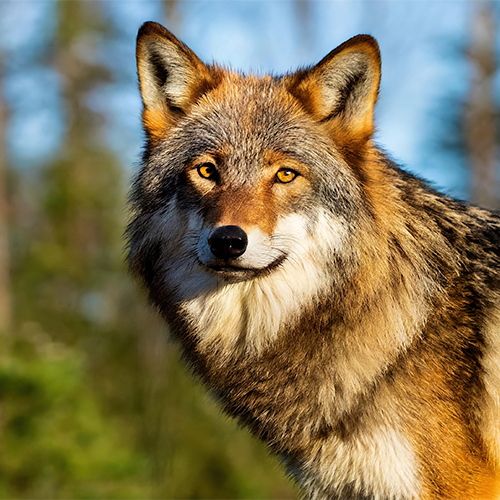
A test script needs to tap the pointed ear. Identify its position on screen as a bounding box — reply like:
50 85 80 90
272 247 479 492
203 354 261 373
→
136 22 216 138
289 35 381 144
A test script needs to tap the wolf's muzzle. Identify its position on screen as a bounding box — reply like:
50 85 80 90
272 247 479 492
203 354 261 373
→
208 225 248 260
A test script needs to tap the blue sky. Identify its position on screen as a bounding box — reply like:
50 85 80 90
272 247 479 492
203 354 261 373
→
0 0 495 200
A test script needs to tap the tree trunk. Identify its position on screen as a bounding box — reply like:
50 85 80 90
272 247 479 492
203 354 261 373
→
0 54 11 334
465 2 499 210
164 1 180 33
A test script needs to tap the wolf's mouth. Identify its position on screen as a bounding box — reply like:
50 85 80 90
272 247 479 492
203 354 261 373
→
204 254 287 278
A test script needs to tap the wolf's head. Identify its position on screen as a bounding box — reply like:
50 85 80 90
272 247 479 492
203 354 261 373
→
128 22 383 335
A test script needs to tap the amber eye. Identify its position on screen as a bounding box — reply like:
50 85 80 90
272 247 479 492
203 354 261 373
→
197 162 217 180
276 169 298 184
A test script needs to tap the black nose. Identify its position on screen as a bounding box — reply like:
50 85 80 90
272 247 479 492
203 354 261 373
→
208 225 248 260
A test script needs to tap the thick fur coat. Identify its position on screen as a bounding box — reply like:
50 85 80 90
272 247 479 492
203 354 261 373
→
127 22 500 499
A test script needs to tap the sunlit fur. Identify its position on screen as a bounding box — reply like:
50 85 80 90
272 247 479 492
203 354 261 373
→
128 22 500 500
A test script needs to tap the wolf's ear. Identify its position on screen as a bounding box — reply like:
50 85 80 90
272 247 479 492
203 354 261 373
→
289 35 381 144
136 22 215 138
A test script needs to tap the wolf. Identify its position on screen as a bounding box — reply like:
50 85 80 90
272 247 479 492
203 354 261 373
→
127 21 500 499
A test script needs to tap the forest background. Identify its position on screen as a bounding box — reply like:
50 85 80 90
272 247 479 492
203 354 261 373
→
0 1 498 498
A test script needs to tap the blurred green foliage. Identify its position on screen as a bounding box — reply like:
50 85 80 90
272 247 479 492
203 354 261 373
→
0 1 296 498
0 327 295 499
0 334 150 499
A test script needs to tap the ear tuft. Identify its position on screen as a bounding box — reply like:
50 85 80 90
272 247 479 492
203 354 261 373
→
136 22 215 137
289 34 381 143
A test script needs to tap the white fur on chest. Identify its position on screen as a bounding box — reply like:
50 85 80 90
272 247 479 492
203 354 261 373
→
299 422 421 500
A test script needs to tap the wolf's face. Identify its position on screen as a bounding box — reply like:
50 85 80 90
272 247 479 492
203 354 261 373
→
174 78 319 280
144 77 357 289
129 23 382 324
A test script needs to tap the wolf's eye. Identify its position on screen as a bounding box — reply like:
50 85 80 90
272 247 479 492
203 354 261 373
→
276 169 298 184
197 163 217 180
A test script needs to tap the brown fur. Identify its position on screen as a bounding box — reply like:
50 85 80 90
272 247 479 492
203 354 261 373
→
128 22 500 499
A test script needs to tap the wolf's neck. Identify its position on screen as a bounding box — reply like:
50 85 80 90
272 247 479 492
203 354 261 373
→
179 257 429 416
